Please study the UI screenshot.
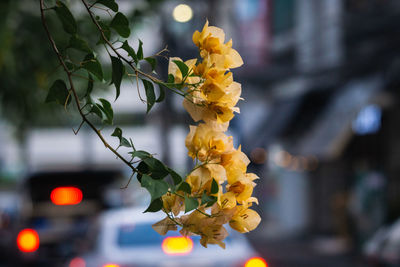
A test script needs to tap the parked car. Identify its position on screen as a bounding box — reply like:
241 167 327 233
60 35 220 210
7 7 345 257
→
364 218 400 266
67 207 267 267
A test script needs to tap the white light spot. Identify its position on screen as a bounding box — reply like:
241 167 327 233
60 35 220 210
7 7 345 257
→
172 4 193 23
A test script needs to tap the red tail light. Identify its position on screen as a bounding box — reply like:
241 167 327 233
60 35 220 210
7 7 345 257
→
162 236 193 255
70 257 86 267
17 229 39 253
244 257 268 267
50 186 82 205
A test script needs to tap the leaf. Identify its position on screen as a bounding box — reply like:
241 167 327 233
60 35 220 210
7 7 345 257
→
141 79 155 113
144 57 156 71
177 182 191 194
144 198 163 213
45 79 71 105
69 35 91 53
156 86 165 103
211 179 219 194
110 56 124 100
173 60 189 79
82 54 103 81
121 41 138 64
129 150 151 159
85 73 94 97
184 196 198 213
54 1 77 34
111 127 131 147
136 161 150 183
167 74 175 84
137 39 143 60
90 104 103 118
168 168 182 185
97 98 113 124
98 21 111 42
141 174 169 202
110 12 130 38
143 158 169 179
95 0 118 12
201 191 217 207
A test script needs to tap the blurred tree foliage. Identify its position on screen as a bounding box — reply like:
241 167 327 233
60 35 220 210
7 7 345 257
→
0 0 165 143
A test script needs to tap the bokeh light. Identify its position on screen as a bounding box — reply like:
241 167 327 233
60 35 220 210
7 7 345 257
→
172 4 193 23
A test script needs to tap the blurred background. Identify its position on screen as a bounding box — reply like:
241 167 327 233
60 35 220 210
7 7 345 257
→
1 0 400 266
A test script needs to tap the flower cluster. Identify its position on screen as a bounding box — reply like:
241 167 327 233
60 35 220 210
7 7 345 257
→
153 21 261 248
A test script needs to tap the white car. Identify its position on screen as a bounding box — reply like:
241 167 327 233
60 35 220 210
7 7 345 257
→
67 207 266 267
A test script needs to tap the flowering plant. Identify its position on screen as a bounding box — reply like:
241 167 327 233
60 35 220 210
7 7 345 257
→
40 0 260 248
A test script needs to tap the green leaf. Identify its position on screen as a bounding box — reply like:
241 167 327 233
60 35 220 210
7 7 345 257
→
97 98 113 124
54 1 77 34
201 191 217 207
177 182 191 194
156 86 165 103
141 174 169 202
110 56 124 100
143 158 169 179
173 60 189 79
110 12 130 38
69 35 91 53
184 196 198 213
144 57 156 71
211 179 219 194
168 168 182 185
136 161 150 183
90 103 103 118
82 54 103 81
141 79 155 113
111 127 131 147
144 198 163 213
121 41 138 64
97 21 111 42
129 150 151 159
167 74 175 84
137 39 143 60
85 73 94 97
95 0 118 12
45 79 71 105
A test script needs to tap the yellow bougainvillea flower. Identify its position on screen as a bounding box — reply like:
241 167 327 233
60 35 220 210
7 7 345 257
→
199 224 228 249
228 179 254 202
229 207 261 233
152 217 178 235
221 146 250 184
185 123 233 161
193 21 243 69
218 191 237 210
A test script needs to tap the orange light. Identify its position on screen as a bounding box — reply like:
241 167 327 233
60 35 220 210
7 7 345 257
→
103 264 120 267
50 186 82 205
162 236 193 255
17 229 39 253
245 257 268 267
70 257 86 267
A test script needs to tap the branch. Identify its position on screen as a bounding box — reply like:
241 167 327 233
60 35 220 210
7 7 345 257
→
40 0 139 174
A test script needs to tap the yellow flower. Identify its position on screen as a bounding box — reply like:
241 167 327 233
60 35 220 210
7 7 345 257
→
218 191 237 210
228 179 254 202
220 146 250 184
192 21 243 69
185 123 233 161
199 225 228 249
229 207 261 233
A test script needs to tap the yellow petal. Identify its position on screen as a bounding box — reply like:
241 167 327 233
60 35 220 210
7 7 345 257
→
229 208 261 233
219 191 237 210
152 217 178 235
